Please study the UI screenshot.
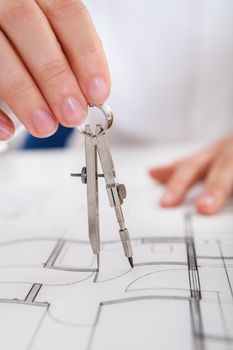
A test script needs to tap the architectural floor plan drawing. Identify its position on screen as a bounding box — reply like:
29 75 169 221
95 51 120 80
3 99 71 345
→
0 149 232 350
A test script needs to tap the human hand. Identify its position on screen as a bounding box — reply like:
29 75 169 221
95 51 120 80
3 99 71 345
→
149 134 233 215
0 0 110 140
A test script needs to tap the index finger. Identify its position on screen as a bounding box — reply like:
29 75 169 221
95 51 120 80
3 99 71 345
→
37 0 111 104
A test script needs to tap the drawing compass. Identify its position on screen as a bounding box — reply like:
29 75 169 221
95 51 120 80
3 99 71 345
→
71 103 134 270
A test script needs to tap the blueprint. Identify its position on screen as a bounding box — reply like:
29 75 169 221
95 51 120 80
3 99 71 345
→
0 149 232 350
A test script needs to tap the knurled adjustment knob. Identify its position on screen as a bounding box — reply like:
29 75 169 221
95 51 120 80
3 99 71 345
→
80 166 87 184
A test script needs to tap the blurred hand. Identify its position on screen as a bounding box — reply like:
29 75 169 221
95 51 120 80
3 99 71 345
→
0 0 110 140
150 134 233 215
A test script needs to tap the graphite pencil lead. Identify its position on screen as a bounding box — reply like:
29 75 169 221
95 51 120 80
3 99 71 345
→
97 253 100 271
128 257 134 268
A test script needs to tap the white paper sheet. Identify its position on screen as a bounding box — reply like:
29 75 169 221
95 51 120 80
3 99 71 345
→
0 148 232 350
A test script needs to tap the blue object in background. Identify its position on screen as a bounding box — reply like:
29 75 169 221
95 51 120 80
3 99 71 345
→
22 125 74 149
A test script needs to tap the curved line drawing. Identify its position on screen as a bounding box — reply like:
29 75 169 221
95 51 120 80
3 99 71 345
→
0 264 97 273
0 272 95 288
26 307 48 350
86 295 191 350
47 309 93 329
36 272 96 287
95 269 132 283
125 269 188 293
46 266 97 273
126 287 191 293
101 294 190 305
0 223 232 350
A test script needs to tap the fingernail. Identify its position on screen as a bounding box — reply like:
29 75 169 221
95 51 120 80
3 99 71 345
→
31 110 57 136
61 97 86 126
0 121 14 140
197 195 216 209
161 191 175 206
87 77 108 102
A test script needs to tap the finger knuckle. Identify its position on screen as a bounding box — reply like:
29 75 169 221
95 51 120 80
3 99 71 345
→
207 169 230 194
79 39 103 57
37 60 70 87
0 0 37 26
3 78 34 101
215 150 233 171
223 146 233 160
177 162 190 174
179 157 204 176
169 176 186 191
172 178 185 190
179 159 192 169
42 0 88 20
181 156 199 167
171 168 192 187
189 157 203 168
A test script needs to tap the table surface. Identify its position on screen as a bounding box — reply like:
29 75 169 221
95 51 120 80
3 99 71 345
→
0 144 233 350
